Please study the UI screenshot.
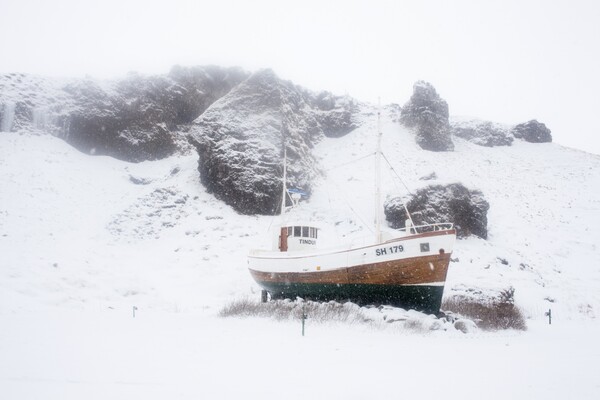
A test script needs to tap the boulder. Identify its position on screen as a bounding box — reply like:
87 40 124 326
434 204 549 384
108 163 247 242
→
511 120 552 143
384 183 489 239
400 81 454 151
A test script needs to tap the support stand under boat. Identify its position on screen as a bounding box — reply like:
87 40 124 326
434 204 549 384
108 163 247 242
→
261 290 268 303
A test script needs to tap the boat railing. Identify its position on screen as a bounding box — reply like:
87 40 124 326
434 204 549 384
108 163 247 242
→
401 222 454 235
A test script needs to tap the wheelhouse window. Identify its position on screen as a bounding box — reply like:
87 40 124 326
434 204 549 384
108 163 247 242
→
290 226 319 238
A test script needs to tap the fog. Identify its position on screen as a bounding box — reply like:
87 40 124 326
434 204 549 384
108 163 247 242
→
1 0 599 153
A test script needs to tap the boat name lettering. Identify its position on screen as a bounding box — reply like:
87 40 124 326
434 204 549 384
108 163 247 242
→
300 239 316 245
375 245 404 256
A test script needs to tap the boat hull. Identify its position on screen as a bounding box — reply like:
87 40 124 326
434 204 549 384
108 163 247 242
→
249 247 453 314
256 282 446 315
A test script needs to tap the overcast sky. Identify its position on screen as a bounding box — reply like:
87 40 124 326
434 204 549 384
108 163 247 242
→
1 0 599 154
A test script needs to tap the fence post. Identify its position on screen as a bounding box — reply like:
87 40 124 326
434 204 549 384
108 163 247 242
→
301 303 307 336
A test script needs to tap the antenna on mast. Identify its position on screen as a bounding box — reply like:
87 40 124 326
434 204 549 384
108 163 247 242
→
375 98 383 243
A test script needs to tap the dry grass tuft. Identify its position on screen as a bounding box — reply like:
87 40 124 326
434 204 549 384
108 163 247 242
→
442 287 527 331
219 298 371 324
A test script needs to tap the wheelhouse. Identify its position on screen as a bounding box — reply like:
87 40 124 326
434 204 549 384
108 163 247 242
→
275 224 320 252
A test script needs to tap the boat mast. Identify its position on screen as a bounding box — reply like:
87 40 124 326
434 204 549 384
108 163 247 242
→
281 145 287 215
375 100 383 243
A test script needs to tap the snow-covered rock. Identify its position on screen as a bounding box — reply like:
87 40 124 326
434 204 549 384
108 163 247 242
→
188 69 359 215
0 66 248 162
384 183 490 239
451 118 514 147
511 119 552 143
400 81 454 151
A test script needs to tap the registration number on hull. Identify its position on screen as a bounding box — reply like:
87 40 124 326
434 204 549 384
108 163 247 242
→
375 245 404 257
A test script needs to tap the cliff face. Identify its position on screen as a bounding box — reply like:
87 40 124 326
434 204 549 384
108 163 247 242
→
0 66 249 162
188 69 359 215
2 66 554 218
0 66 360 215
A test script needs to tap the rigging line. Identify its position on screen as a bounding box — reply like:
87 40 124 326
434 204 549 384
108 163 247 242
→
321 172 335 213
384 161 405 197
380 151 421 231
381 151 414 196
324 152 376 172
266 191 284 234
325 176 375 236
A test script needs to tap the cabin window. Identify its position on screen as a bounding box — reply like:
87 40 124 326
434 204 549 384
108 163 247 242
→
420 243 430 252
290 226 318 239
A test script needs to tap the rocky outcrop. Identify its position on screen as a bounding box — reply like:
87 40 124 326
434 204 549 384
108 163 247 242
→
0 66 249 162
400 81 454 151
451 118 513 147
189 69 359 215
66 66 250 162
384 183 489 239
511 120 552 143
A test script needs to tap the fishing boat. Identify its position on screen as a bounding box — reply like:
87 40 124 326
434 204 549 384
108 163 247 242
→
247 111 456 314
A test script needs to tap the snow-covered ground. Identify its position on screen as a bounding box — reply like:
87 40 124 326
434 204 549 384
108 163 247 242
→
1 312 598 399
1 114 600 398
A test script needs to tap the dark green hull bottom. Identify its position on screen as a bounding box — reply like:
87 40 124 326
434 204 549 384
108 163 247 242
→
259 282 445 315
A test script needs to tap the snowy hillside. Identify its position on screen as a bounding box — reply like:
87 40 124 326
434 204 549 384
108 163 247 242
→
312 112 600 319
1 108 600 398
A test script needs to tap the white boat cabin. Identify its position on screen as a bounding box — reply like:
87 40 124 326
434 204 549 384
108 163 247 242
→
273 224 320 252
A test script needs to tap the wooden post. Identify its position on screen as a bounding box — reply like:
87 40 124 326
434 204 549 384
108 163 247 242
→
301 303 307 336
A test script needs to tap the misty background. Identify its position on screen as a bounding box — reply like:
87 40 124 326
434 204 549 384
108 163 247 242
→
1 0 599 154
